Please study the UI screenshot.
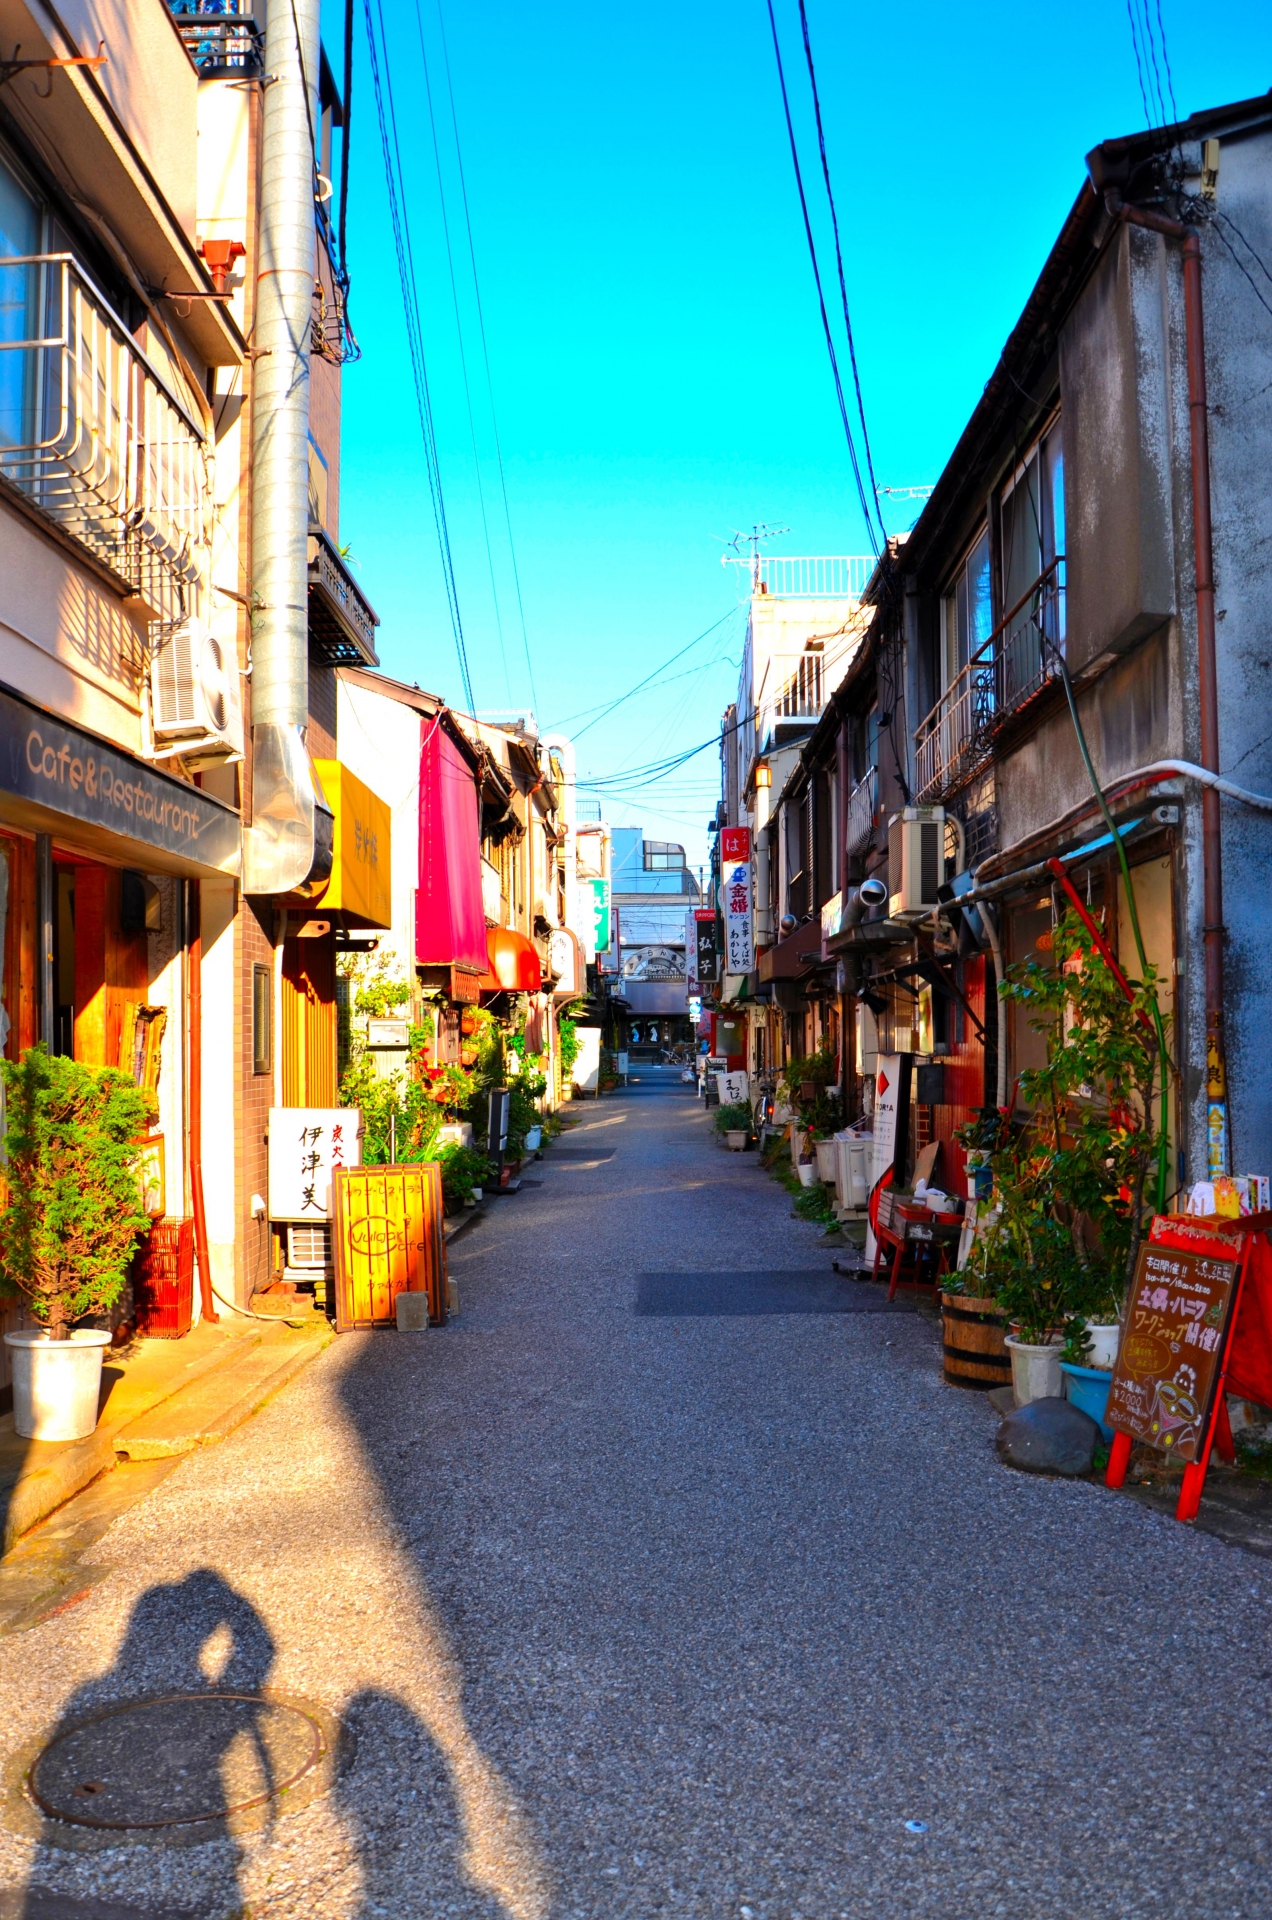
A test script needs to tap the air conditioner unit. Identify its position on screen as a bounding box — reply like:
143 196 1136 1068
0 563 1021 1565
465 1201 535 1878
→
887 806 945 918
151 616 244 765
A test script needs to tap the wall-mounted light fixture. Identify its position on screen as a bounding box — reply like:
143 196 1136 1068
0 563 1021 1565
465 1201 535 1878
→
755 764 771 789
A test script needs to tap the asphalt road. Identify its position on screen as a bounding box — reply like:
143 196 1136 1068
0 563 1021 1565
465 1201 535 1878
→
2 1070 1271 1919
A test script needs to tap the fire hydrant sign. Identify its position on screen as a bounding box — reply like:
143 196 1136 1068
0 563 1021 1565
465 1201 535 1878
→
1106 1235 1242 1462
269 1108 362 1221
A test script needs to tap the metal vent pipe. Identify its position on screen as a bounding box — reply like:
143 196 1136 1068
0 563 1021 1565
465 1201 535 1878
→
243 0 331 896
251 0 320 729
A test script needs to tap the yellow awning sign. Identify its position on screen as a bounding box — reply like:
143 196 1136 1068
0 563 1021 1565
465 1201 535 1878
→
312 759 392 928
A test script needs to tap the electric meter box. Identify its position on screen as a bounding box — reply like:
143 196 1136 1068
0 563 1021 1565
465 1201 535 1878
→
887 806 946 918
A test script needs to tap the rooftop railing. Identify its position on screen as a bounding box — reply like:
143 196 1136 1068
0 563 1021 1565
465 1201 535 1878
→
0 253 212 624
167 1 263 77
914 560 1065 802
755 555 872 599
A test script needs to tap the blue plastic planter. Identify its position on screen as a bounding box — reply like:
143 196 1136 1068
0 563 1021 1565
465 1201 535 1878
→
1059 1360 1114 1442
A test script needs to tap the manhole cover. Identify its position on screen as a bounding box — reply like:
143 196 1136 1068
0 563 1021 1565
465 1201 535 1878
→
29 1693 326 1831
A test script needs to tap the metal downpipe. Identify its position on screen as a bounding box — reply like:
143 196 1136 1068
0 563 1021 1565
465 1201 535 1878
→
245 0 327 895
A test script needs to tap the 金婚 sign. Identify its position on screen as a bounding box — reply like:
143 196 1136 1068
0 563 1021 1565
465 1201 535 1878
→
724 860 753 974
268 1108 363 1221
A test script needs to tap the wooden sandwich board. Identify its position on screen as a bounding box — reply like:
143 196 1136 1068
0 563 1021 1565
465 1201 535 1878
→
331 1163 448 1331
1105 1215 1251 1521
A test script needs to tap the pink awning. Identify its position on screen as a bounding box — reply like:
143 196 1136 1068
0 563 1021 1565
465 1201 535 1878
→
415 722 487 973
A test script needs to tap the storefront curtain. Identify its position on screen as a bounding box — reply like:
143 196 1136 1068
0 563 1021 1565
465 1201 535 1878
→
416 724 487 973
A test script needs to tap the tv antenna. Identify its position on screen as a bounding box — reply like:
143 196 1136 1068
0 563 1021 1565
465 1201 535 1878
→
718 522 790 592
875 485 933 502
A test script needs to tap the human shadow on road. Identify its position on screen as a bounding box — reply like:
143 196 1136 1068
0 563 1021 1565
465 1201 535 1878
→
19 1569 275 1920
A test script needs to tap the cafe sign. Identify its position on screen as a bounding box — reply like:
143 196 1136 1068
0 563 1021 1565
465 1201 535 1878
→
0 682 240 875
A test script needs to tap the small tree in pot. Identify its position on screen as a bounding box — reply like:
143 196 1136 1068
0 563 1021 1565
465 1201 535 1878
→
0 1046 153 1337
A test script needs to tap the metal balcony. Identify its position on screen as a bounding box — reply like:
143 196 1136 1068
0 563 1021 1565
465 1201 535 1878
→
845 765 878 855
0 253 212 622
914 561 1065 802
168 2 263 77
307 528 380 667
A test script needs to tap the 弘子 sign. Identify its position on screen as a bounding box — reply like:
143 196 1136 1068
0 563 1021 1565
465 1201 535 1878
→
0 683 240 875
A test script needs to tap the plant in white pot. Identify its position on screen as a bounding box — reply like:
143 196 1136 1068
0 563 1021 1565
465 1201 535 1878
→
1 1046 152 1440
965 907 1167 1411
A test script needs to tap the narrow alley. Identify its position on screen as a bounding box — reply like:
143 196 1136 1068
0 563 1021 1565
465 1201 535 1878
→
3 1081 1271 1919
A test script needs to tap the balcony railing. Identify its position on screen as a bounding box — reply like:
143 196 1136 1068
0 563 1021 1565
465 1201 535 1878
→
914 560 1065 801
755 555 872 599
0 254 212 623
307 527 380 666
845 765 878 855
168 2 263 77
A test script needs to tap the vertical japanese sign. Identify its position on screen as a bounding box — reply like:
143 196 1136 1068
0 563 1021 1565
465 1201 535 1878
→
589 878 612 953
694 908 719 985
268 1108 363 1220
720 825 753 975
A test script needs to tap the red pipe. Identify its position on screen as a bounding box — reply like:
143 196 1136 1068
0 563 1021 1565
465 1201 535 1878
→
188 881 217 1323
1047 857 1156 1038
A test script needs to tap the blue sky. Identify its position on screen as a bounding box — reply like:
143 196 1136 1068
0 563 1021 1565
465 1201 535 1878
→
330 0 1272 875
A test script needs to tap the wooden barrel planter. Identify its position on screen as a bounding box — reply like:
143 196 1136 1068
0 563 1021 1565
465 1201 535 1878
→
941 1290 1010 1389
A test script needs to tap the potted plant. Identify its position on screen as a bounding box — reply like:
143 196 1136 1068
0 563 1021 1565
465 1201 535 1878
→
966 909 1167 1409
713 1101 752 1151
0 1046 152 1440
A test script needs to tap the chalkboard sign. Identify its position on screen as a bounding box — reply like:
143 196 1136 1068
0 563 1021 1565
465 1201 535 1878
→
1107 1231 1244 1461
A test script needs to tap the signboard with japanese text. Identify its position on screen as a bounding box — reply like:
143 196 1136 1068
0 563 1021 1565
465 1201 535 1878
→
268 1108 363 1221
589 878 612 952
865 1055 904 1262
724 862 753 974
694 908 719 984
720 825 751 863
1106 1229 1244 1461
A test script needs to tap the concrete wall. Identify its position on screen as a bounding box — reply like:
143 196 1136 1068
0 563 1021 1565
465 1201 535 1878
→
56 0 198 234
1060 220 1176 677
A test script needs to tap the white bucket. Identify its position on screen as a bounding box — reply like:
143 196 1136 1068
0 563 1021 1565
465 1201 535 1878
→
796 1162 818 1188
1003 1334 1063 1407
524 1127 542 1153
1082 1322 1121 1369
4 1329 112 1441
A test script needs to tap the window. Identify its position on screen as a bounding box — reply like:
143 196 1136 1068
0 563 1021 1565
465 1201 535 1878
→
0 153 40 452
1000 416 1065 624
643 845 683 871
941 528 993 690
252 963 272 1076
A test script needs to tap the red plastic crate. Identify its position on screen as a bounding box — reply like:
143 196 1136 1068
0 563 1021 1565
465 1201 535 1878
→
132 1218 195 1338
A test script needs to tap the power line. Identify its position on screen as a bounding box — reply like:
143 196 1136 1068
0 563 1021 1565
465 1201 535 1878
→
795 0 883 539
1154 0 1179 122
412 0 513 704
434 0 539 718
1125 0 1154 126
364 0 475 711
561 608 740 740
764 0 880 554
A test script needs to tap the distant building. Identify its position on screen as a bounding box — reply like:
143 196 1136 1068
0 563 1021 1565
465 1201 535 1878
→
608 829 700 1055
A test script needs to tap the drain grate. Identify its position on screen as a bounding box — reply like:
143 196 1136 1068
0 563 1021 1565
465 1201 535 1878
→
29 1693 326 1832
635 1271 917 1316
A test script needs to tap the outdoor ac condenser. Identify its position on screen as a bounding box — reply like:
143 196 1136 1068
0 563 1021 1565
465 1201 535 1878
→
887 806 946 918
151 615 245 765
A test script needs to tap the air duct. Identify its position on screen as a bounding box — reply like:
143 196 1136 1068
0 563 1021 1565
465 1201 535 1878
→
243 0 330 896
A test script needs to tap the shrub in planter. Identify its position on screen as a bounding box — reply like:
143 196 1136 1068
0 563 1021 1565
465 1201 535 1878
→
437 1142 494 1210
962 907 1167 1346
712 1102 753 1138
0 1046 153 1337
